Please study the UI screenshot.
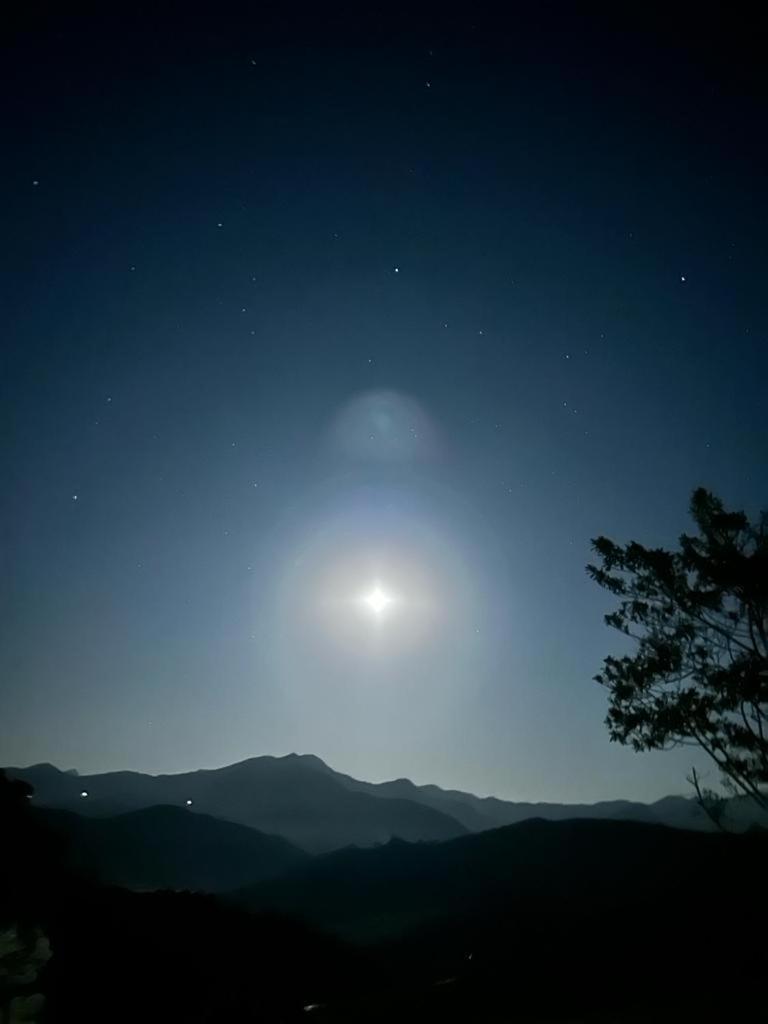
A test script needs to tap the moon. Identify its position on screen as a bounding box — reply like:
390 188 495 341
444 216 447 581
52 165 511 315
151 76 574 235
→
361 584 394 617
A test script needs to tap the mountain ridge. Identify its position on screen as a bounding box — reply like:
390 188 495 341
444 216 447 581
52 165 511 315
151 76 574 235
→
7 752 765 851
6 756 468 853
231 815 768 941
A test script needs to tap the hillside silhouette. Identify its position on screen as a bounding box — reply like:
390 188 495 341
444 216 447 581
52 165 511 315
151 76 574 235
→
36 804 308 892
231 816 767 940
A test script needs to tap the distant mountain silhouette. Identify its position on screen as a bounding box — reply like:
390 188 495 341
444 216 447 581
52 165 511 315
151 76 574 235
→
6 757 468 853
321 763 765 831
6 754 765 854
36 804 307 892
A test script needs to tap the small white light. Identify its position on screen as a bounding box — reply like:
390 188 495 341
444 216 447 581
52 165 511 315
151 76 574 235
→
186 799 193 806
80 791 88 798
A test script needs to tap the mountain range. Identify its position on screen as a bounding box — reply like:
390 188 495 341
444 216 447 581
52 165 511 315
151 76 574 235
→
6 752 764 856
4 758 767 1021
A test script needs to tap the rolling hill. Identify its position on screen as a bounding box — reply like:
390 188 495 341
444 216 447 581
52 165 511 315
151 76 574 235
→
36 803 308 892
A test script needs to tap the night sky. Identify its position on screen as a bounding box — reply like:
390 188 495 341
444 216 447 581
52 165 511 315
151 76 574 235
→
2 7 766 802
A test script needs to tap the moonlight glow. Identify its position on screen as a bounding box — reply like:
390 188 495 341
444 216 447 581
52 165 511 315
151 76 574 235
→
362 585 394 617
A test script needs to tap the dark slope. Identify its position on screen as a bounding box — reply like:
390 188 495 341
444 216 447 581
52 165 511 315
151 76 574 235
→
232 816 768 940
8 757 468 853
37 804 308 892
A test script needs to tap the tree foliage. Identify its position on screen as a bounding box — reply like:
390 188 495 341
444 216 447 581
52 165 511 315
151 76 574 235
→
588 488 768 808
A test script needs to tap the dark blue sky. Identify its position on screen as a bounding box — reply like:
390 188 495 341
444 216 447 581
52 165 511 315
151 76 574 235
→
2 7 765 800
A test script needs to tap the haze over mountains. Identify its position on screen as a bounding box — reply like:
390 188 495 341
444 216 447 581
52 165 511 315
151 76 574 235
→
7 753 762 855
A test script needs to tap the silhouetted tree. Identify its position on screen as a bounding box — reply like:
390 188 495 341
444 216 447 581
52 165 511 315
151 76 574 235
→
588 488 768 809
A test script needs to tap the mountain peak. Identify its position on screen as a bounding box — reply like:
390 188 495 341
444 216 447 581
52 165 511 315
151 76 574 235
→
282 753 331 770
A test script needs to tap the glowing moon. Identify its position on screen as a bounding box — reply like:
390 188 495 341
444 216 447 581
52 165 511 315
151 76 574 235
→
362 585 394 617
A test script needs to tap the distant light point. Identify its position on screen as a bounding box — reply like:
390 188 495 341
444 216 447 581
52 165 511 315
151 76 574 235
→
681 275 686 282
71 494 79 501
186 799 193 806
393 266 400 273
32 179 39 186
80 790 88 798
